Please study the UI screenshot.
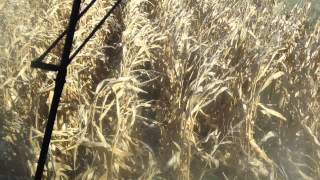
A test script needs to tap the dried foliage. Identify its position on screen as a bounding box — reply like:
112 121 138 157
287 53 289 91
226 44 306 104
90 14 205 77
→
1 0 320 179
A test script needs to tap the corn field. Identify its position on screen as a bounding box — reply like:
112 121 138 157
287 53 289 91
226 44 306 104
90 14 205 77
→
1 0 320 179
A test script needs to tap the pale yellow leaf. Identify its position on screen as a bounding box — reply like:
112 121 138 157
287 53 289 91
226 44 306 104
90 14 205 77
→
258 103 286 122
259 71 285 93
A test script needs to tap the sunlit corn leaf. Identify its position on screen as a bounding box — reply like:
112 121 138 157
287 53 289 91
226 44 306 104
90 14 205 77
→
259 71 285 93
258 103 287 122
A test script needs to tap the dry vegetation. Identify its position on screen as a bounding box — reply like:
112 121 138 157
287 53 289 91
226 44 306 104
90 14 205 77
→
1 0 320 179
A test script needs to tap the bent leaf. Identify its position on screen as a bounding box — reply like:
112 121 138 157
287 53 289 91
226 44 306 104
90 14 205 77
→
259 71 285 93
258 103 287 122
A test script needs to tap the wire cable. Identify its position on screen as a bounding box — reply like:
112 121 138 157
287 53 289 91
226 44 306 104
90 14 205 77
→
68 0 123 63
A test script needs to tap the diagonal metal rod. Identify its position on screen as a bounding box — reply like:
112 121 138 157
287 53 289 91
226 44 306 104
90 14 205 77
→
69 0 123 62
34 0 81 179
31 0 97 70
31 0 123 71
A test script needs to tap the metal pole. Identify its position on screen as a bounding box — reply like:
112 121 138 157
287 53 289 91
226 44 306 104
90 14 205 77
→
34 0 81 179
33 0 123 178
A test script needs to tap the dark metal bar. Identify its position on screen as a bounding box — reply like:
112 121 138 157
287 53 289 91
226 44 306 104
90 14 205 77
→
31 61 60 71
34 0 81 179
32 0 123 179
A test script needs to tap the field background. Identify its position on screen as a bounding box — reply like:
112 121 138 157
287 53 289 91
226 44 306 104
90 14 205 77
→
1 0 320 179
